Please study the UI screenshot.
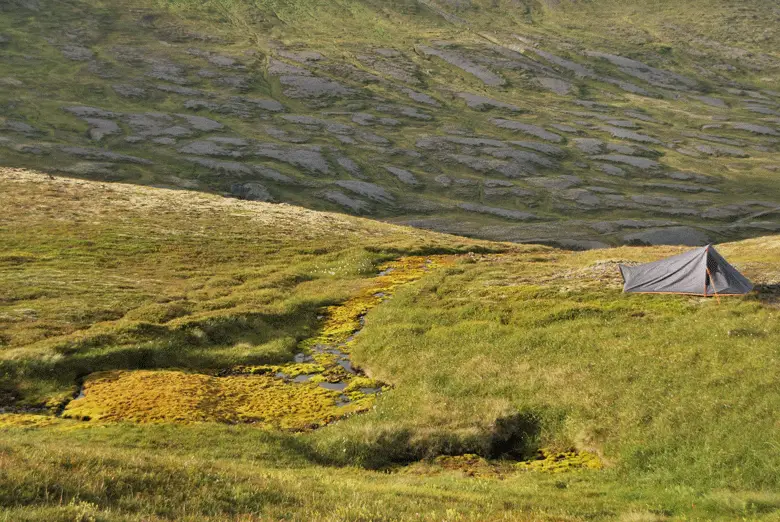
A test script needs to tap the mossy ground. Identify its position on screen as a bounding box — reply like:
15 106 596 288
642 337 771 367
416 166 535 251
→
60 255 453 427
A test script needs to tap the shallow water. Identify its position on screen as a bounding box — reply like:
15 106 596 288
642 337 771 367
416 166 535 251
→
318 381 348 391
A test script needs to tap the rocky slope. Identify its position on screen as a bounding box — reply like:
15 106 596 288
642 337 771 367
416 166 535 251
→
0 0 778 247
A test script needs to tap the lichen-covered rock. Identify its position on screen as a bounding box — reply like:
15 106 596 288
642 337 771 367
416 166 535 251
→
320 190 370 212
458 93 521 111
334 180 394 204
417 45 505 87
490 119 564 143
594 154 661 170
84 118 121 141
526 175 582 190
61 44 94 61
537 77 572 95
231 182 273 201
112 84 147 98
458 202 537 221
385 166 419 185
61 146 152 164
731 123 778 136
176 114 224 132
574 138 604 154
254 145 330 174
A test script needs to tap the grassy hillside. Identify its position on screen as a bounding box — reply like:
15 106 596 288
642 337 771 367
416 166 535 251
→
0 0 778 247
2 168 779 521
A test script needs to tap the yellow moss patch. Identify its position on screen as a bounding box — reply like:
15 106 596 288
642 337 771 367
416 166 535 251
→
516 449 603 473
62 370 369 429
301 255 457 349
0 413 61 428
233 363 325 377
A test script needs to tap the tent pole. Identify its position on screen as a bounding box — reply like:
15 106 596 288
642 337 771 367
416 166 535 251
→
706 266 721 305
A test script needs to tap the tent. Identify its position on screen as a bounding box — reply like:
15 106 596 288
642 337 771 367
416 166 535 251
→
618 244 753 296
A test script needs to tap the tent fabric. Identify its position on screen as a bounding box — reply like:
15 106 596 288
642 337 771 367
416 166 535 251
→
619 245 753 296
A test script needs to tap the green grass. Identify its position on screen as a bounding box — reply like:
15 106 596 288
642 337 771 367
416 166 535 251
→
1 168 779 520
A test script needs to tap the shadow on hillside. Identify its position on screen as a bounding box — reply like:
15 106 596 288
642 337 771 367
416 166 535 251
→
0 303 325 409
273 412 542 469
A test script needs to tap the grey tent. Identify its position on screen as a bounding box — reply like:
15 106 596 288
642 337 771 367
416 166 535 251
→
619 244 753 296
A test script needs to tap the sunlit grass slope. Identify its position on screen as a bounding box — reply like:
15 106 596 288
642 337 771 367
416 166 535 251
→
1 167 779 521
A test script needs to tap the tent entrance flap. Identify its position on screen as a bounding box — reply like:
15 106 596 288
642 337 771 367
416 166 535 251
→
619 245 753 296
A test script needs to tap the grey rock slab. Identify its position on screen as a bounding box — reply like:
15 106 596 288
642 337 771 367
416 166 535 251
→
253 165 298 185
375 48 400 57
277 50 323 62
434 175 452 186
320 190 370 212
695 144 749 158
61 146 152 164
605 120 638 129
84 118 121 141
458 93 521 111
446 136 506 148
268 59 312 76
176 114 224 132
65 106 118 119
526 175 582 190
624 111 656 122
417 45 505 87
156 84 205 96
484 179 515 188
231 182 273 202
643 182 719 194
279 75 354 99
240 97 285 112
184 157 253 175
594 154 661 170
605 143 637 155
597 163 627 177
112 84 147 99
213 75 251 91
254 146 330 174
458 202 537 221
448 154 515 174
584 51 697 90
559 188 600 206
731 123 778 136
551 124 579 133
61 44 94 61
334 180 395 204
532 49 595 78
601 126 662 144
385 166 419 185
147 63 190 85
375 104 432 120
3 120 38 135
509 140 566 157
537 77 572 95
693 96 728 108
487 148 555 168
403 88 440 106
152 137 176 145
490 119 563 143
623 226 710 246
336 157 363 177
178 140 245 158
574 138 604 154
